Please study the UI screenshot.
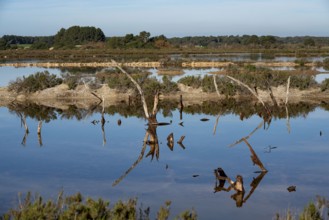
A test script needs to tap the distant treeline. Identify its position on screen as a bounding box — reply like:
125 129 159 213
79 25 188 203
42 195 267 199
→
1 25 329 50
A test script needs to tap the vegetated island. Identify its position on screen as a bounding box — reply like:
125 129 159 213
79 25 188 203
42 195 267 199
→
1 64 329 109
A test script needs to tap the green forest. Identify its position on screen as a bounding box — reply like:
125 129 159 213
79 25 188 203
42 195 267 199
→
1 25 329 50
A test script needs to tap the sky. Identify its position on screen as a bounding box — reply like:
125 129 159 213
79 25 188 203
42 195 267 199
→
0 0 329 37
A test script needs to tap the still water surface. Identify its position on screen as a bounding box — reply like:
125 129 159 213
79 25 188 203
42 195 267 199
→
0 102 328 219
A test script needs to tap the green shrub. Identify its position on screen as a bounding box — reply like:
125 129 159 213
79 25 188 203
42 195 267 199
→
1 191 196 220
177 76 202 89
8 71 62 93
323 58 329 71
320 78 329 91
161 75 179 94
290 75 317 90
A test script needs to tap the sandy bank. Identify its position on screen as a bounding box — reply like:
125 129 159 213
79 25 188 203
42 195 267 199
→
0 61 317 68
1 83 329 109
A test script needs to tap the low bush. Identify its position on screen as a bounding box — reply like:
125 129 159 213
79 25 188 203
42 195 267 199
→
8 71 62 93
320 78 329 92
1 191 197 220
323 58 329 71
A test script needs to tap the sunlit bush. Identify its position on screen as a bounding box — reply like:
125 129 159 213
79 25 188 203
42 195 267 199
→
8 71 62 93
1 191 196 220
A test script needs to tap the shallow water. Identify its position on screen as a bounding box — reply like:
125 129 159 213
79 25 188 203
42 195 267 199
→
0 102 328 219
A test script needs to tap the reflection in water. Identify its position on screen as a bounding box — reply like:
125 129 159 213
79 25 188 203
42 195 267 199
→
214 150 267 208
7 99 329 148
3 98 329 218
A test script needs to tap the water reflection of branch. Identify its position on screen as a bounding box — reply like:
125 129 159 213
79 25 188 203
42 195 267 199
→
213 114 221 135
212 75 221 135
21 131 28 146
19 112 29 146
214 167 267 207
112 132 149 187
242 138 267 172
285 105 291 134
242 171 267 203
285 76 291 133
101 96 106 146
229 121 263 148
179 95 184 121
37 120 43 146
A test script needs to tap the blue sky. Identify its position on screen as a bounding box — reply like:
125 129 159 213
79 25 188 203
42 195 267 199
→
0 0 328 37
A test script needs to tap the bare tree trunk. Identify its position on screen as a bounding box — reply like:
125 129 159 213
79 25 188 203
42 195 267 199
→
268 86 278 107
213 75 220 97
285 76 291 105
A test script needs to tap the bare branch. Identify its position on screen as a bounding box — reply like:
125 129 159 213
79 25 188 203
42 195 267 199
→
226 75 270 114
111 59 150 119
